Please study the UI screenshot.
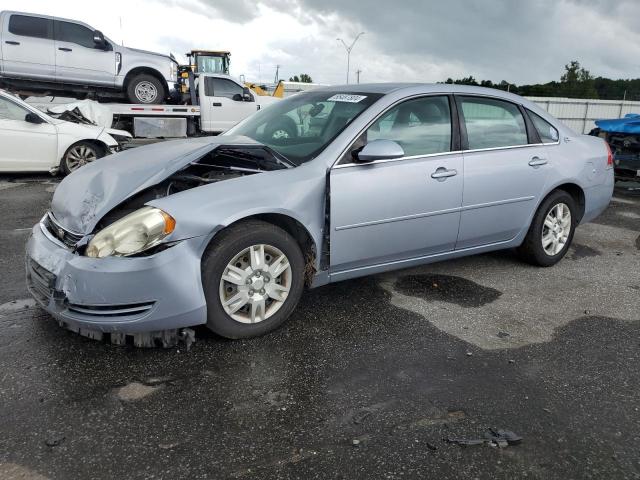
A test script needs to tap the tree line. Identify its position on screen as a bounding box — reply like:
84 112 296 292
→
443 61 640 100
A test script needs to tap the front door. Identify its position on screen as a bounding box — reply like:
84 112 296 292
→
455 95 550 249
201 77 257 132
0 97 57 171
330 95 463 276
53 20 116 86
1 14 55 80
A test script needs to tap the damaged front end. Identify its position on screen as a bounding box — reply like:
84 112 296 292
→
27 137 294 348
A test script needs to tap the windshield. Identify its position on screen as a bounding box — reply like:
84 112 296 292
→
196 56 228 74
225 91 383 165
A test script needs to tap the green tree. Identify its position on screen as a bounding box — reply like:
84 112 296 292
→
559 60 598 98
289 74 313 83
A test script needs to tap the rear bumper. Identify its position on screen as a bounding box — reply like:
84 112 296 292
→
26 222 208 335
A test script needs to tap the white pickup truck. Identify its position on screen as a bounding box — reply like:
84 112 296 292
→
0 10 180 104
30 73 282 138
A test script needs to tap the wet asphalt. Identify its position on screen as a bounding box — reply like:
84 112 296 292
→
0 176 639 480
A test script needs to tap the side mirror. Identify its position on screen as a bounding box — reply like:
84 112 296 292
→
25 112 44 124
242 87 254 102
356 139 405 162
232 93 243 101
93 30 106 49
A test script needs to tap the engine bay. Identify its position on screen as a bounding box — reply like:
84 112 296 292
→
95 145 290 230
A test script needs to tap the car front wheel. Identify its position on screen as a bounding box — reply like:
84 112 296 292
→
60 141 105 175
202 220 305 339
517 190 577 267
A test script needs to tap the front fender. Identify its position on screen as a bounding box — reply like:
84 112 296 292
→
147 163 327 265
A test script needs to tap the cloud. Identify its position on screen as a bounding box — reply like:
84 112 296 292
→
1 0 639 85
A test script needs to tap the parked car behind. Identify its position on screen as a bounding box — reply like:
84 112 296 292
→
26 84 614 344
0 89 130 174
0 11 178 103
590 114 640 183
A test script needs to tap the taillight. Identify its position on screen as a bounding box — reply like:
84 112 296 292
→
605 142 614 168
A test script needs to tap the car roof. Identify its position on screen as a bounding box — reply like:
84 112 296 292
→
323 82 528 99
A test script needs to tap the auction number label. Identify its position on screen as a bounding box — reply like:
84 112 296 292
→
327 94 368 103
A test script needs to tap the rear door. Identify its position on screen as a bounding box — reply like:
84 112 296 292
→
1 13 55 79
53 19 116 86
0 96 57 171
201 77 257 132
455 95 550 249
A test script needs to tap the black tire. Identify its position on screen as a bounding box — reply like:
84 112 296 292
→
517 190 577 267
60 141 105 176
201 220 305 339
126 73 166 104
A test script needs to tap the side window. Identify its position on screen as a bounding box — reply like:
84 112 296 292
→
460 97 528 149
209 78 244 99
8 15 52 39
365 96 452 157
527 109 559 143
0 97 30 121
55 21 96 49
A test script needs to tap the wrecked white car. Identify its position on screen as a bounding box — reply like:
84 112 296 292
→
0 90 130 174
25 84 613 346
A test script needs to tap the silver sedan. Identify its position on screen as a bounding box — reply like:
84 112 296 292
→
26 84 614 343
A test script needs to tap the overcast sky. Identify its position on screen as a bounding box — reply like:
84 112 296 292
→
2 0 639 85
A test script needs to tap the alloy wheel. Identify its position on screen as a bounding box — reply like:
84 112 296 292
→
541 202 571 256
65 145 97 171
219 244 292 324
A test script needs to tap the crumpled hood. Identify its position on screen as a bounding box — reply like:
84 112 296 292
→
50 136 259 234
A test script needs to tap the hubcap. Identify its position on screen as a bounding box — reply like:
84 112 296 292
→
271 129 290 139
219 244 292 324
541 202 571 256
135 81 158 103
65 145 97 171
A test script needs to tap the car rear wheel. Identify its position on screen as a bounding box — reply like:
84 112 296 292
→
517 190 576 267
201 220 305 339
60 141 105 175
126 74 165 104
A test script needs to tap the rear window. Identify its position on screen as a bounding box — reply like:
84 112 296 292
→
527 109 559 143
8 15 52 39
460 96 528 150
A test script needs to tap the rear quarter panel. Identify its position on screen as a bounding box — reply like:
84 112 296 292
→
538 134 612 224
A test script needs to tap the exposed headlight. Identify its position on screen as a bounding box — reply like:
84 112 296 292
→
86 207 176 258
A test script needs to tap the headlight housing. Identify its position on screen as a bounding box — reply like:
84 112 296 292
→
86 207 176 258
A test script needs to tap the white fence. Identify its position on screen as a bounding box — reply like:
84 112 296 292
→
526 97 640 134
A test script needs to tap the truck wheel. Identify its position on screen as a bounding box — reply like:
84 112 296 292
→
201 220 305 339
60 141 105 175
127 74 165 104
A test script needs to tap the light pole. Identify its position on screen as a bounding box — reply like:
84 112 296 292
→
337 32 365 84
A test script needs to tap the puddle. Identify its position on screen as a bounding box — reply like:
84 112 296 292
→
568 243 601 260
394 274 502 308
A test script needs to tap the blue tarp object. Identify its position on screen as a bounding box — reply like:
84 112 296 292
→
595 113 640 134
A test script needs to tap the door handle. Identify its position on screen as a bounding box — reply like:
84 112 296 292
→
430 168 458 179
528 156 548 167
58 47 72 52
5 41 20 45
212 102 222 107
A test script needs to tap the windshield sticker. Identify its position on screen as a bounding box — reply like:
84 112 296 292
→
327 94 368 103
